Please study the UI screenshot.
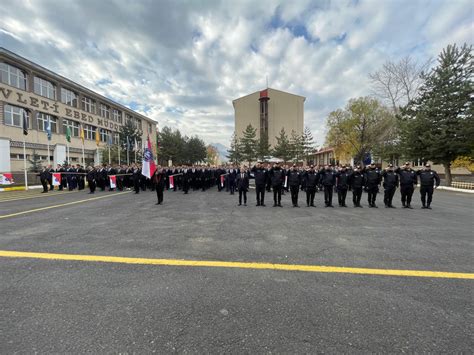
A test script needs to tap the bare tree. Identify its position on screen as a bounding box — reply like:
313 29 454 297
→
369 56 433 112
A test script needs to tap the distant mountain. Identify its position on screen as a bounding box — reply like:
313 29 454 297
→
210 143 229 162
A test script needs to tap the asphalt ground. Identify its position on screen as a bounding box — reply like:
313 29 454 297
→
0 187 473 353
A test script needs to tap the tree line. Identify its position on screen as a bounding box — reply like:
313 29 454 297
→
227 125 316 166
324 42 473 185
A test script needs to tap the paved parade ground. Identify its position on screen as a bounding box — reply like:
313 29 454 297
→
0 188 472 353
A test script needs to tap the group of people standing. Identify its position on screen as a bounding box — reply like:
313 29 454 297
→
38 161 441 209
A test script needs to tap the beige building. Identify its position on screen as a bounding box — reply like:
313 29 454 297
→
233 88 305 148
0 47 157 174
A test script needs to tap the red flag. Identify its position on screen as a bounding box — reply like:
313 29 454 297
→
52 173 61 186
169 175 174 189
109 175 117 189
141 136 156 179
220 175 225 187
1 173 13 185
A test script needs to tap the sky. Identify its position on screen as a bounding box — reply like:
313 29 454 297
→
1 0 472 148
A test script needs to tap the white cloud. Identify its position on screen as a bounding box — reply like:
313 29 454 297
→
1 0 472 148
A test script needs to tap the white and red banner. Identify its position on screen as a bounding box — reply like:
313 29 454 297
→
284 176 288 188
0 173 13 185
52 173 61 186
1 173 13 185
169 175 174 189
220 175 225 187
109 175 117 189
141 136 156 179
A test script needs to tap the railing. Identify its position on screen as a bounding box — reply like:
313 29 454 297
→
450 181 474 190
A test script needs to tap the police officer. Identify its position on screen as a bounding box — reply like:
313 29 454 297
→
287 164 302 207
381 164 399 208
364 163 382 208
132 164 141 194
38 166 50 193
251 162 268 206
269 162 284 207
86 166 97 194
319 164 336 207
153 167 167 205
396 162 417 209
76 164 85 190
348 165 365 207
417 163 440 209
304 165 319 207
335 165 350 207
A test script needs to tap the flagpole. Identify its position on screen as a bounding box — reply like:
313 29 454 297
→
47 140 50 166
23 136 28 191
82 142 85 167
67 143 70 165
118 144 121 166
127 145 130 165
108 144 111 165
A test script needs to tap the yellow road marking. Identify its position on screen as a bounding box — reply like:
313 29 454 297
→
0 250 472 279
0 190 81 203
0 191 131 219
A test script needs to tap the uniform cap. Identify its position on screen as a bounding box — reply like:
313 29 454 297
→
425 163 431 167
388 164 393 167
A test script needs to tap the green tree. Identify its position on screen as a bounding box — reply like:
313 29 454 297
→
183 136 207 165
272 128 292 163
289 130 304 163
256 132 271 161
28 149 42 172
301 126 316 163
240 124 258 166
325 97 396 165
399 43 474 185
227 132 242 164
119 119 142 162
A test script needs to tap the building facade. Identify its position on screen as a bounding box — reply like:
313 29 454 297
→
0 48 157 173
233 88 305 148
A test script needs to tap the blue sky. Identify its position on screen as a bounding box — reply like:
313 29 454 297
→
1 0 472 147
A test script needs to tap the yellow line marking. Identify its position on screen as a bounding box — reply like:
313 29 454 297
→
0 190 81 203
0 191 131 219
0 250 472 279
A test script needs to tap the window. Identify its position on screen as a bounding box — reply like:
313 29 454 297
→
0 62 27 90
99 128 110 142
62 119 79 137
112 109 122 123
148 123 152 133
113 132 120 145
60 87 77 107
99 104 110 119
36 112 57 133
126 114 133 125
81 96 96 113
34 77 56 100
84 124 96 140
136 118 142 130
4 104 28 128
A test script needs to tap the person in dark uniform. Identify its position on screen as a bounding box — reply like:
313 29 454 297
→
287 165 302 207
86 166 97 194
76 164 85 190
269 163 285 207
381 164 399 208
47 165 55 190
236 167 250 206
417 163 440 209
364 163 382 208
251 162 268 206
59 164 67 191
132 164 141 194
348 166 365 207
153 167 167 205
182 166 192 194
67 165 77 191
37 166 50 193
319 165 336 207
304 165 319 207
335 165 350 207
227 166 237 195
396 162 417 209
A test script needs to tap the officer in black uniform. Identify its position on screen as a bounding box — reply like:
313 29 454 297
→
76 164 85 190
86 166 97 194
236 168 250 206
335 165 350 207
304 165 319 207
417 163 440 209
381 164 399 208
38 166 50 193
396 162 417 208
153 167 167 205
364 163 382 208
132 164 141 194
319 165 336 207
287 165 302 207
182 166 192 194
251 162 268 206
269 163 284 207
47 165 55 190
348 165 365 207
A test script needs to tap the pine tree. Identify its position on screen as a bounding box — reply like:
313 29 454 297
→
289 130 304 163
28 149 42 172
227 132 242 164
272 128 292 163
240 124 258 166
399 43 474 185
301 126 316 163
256 132 271 161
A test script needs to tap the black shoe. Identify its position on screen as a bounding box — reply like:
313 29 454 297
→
342 204 347 207
311 204 316 207
295 205 300 208
421 205 426 209
238 203 242 206
278 204 282 207
385 205 390 208
261 204 266 207
426 206 432 209
307 204 310 207
389 205 396 208
256 203 260 206
403 205 408 208
373 204 378 208
155 202 160 205
273 204 277 207
407 205 413 209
